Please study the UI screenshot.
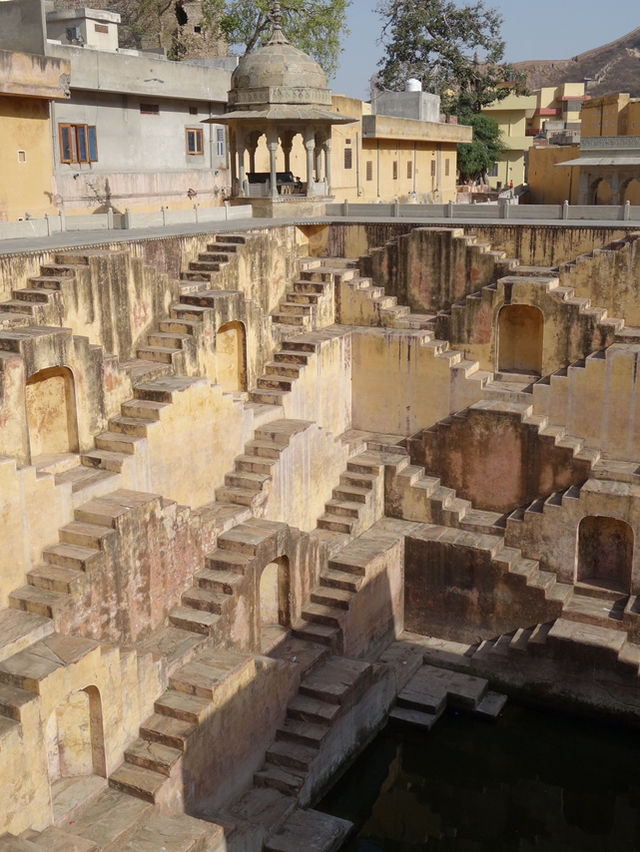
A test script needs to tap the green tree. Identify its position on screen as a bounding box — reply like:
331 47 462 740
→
457 112 505 181
202 0 351 77
376 0 520 115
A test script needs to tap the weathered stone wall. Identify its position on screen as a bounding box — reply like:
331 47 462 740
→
351 328 483 436
414 406 591 512
557 231 640 325
404 530 562 642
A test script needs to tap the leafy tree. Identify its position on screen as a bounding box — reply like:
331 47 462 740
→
457 112 505 181
376 0 520 115
202 0 351 77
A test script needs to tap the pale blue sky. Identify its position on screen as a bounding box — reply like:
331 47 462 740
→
331 1 639 99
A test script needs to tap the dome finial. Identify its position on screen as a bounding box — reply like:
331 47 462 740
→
267 1 289 44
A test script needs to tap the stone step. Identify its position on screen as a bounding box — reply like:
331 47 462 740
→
181 587 230 614
42 541 102 571
310 586 352 610
27 563 83 594
80 449 129 474
332 483 370 504
274 349 310 366
168 606 221 635
389 706 441 730
215 484 263 507
124 739 182 777
94 431 142 455
264 361 302 379
300 601 343 628
225 469 270 490
108 762 166 803
257 374 295 391
266 739 317 772
138 713 196 751
276 716 328 748
299 656 370 705
475 690 508 719
9 584 67 619
245 439 283 459
249 388 287 406
0 634 98 691
286 694 340 724
55 788 151 850
324 498 361 519
54 466 116 495
316 514 354 534
254 763 305 796
135 625 206 671
292 619 341 649
158 317 202 335
154 689 211 724
136 346 179 364
0 609 55 664
108 416 153 438
206 548 254 574
235 453 276 474
13 288 53 303
319 567 363 593
195 567 242 595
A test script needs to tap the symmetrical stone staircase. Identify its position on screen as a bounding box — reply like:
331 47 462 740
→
270 258 340 330
109 648 258 806
0 255 89 329
215 420 314 510
253 654 374 797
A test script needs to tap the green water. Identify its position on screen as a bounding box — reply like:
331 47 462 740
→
319 703 640 851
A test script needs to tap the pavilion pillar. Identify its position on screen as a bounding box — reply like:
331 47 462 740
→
304 127 315 197
229 127 237 193
236 129 246 197
314 141 322 181
267 129 279 199
323 138 332 196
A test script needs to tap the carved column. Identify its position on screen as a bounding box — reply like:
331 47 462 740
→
247 131 260 176
267 129 279 200
323 137 332 195
229 127 237 194
304 127 315 197
236 129 246 197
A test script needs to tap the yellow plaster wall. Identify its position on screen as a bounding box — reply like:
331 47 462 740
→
0 96 56 222
527 144 580 203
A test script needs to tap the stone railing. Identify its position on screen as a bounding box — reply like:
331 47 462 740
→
325 199 640 223
0 203 253 241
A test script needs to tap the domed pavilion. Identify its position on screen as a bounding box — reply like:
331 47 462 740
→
206 2 354 215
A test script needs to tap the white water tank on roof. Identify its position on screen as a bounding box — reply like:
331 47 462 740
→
405 78 422 92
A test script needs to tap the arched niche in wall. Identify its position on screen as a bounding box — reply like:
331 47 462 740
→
576 515 633 594
216 320 247 392
259 555 290 632
497 304 544 376
592 177 614 205
45 684 106 819
622 177 640 205
26 365 79 461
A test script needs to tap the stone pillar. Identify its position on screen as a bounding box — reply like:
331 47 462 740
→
267 129 279 200
314 143 322 181
304 128 315 197
236 130 246 197
609 173 621 205
578 170 590 205
323 138 332 196
229 128 237 194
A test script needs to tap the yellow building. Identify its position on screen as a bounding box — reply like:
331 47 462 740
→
482 83 587 190
252 93 471 206
0 49 70 222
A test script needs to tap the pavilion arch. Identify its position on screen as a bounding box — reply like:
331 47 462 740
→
592 177 614 205
258 555 291 633
496 304 544 375
45 684 106 789
216 320 247 392
576 515 633 593
621 177 640 205
26 365 79 461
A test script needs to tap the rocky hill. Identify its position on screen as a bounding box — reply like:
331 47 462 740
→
515 27 640 97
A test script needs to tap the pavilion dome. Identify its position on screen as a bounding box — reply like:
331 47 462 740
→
229 21 331 107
